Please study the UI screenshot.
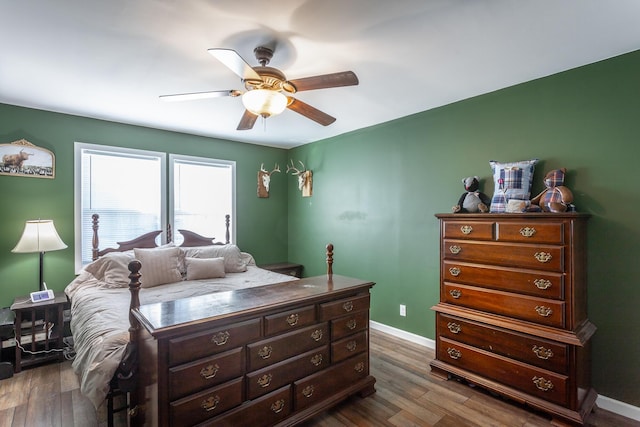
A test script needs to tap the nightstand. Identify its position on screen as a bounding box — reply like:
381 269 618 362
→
259 262 303 278
10 292 68 373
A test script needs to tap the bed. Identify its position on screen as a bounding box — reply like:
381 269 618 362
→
66 214 376 426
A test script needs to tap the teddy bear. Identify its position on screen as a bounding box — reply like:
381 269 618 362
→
452 176 491 213
529 168 574 212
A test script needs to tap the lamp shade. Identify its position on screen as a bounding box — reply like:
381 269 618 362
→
12 220 67 253
242 89 288 117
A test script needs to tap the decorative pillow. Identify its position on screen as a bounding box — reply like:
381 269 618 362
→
134 246 183 288
180 244 248 273
84 252 134 288
184 257 226 280
489 159 538 213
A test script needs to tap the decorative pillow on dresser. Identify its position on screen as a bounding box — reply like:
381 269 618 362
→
489 158 538 213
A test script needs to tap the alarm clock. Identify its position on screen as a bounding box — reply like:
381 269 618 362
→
30 289 55 303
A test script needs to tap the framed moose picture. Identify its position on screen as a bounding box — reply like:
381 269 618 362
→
0 139 55 179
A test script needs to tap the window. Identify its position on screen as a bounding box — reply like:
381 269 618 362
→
75 143 235 271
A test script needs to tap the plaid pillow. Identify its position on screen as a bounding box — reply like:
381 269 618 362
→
489 159 538 213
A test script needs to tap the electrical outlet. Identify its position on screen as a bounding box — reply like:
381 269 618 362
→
400 304 406 317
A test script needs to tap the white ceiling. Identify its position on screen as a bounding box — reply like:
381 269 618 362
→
2 1 640 149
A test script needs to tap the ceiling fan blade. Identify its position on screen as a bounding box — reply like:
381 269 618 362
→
288 71 358 92
208 48 262 81
237 110 259 130
287 98 336 126
159 90 241 102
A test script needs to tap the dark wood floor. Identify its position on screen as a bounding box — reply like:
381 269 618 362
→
0 328 638 427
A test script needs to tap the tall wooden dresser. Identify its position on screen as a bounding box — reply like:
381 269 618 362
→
431 213 596 426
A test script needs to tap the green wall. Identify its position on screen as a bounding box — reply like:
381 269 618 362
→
288 50 640 406
0 105 290 306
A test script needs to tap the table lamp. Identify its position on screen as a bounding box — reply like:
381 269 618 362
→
12 220 67 292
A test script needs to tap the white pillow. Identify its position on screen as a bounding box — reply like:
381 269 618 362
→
84 252 134 288
180 244 247 273
185 257 226 280
134 246 183 288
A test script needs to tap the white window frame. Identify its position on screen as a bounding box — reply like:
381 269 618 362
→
169 153 236 246
74 142 167 272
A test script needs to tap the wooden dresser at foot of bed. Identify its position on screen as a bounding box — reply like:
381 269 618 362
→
430 213 596 426
131 275 376 427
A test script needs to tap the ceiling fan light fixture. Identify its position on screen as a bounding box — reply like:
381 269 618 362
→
242 89 288 118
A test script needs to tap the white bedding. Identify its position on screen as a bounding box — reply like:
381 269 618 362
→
65 254 297 409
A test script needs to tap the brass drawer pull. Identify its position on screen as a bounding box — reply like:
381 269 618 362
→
286 313 299 326
534 252 552 263
520 227 536 237
346 319 357 330
199 363 220 380
449 289 462 299
449 267 461 277
535 306 553 317
534 279 552 290
532 376 554 392
346 340 357 352
258 346 273 360
354 361 365 373
343 301 354 312
302 385 314 398
310 354 323 367
449 245 462 254
211 331 230 346
311 329 323 341
460 225 473 235
447 322 461 334
447 347 462 360
201 395 220 412
532 345 554 360
271 399 285 414
258 374 273 388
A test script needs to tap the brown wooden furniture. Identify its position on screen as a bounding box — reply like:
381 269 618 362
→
259 262 304 278
430 213 596 426
129 270 375 426
11 292 67 373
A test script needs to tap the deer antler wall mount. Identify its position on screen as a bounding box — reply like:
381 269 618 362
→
257 163 280 198
287 159 312 197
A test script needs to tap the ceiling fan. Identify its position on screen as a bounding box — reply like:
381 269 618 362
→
160 46 359 130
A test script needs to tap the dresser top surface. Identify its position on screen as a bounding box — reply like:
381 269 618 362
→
134 274 374 336
435 212 590 220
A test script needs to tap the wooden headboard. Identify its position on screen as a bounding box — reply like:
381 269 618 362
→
91 213 231 261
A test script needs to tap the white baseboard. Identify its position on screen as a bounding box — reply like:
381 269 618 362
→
369 321 640 422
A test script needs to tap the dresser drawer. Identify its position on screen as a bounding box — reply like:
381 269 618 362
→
168 318 261 366
201 385 292 427
319 293 370 320
442 260 564 299
438 337 568 406
443 283 565 328
247 346 330 400
437 313 568 373
294 352 369 411
331 310 369 340
247 323 328 371
264 305 316 336
442 220 494 240
496 221 564 244
331 331 367 363
169 377 243 426
442 240 564 272
169 347 244 400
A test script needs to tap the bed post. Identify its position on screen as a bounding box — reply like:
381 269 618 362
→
326 243 333 275
225 214 230 244
167 223 172 244
127 260 142 338
92 214 100 261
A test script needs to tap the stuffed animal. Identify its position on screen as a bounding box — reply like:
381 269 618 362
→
529 168 574 212
453 176 491 213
